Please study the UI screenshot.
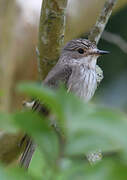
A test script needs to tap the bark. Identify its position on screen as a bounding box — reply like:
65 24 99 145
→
37 0 68 80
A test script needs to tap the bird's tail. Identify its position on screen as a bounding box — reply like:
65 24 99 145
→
20 138 36 169
20 100 49 169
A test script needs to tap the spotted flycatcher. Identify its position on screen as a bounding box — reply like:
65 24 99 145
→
20 38 109 168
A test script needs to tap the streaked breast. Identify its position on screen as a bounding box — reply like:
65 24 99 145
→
68 66 97 102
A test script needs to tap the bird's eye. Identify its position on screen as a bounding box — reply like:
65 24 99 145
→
77 48 84 54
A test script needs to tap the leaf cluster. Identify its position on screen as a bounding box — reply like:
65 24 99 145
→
0 82 127 180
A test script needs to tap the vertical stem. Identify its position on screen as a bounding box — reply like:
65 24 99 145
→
37 0 68 80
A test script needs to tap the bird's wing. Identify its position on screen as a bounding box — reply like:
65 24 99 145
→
31 64 72 113
32 64 72 113
20 64 72 169
43 64 72 89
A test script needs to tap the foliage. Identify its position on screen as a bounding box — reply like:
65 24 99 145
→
0 82 127 179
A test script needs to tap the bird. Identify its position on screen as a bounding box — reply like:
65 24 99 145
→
20 38 109 168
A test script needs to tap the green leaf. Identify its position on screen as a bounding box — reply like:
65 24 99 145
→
17 82 127 157
13 111 59 166
65 105 127 156
0 113 18 133
0 164 36 180
17 82 64 121
0 90 4 97
56 158 127 180
29 148 46 179
30 148 58 179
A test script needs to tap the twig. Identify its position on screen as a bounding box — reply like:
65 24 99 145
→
102 31 127 53
88 0 118 93
88 0 118 45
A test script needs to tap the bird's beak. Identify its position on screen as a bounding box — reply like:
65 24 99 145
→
95 49 110 56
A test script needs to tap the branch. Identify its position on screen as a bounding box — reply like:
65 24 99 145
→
102 31 127 53
37 0 68 80
88 0 118 45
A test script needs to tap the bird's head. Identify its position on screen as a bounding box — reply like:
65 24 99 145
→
60 38 109 68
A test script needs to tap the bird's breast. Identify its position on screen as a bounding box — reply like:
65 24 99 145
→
68 66 97 102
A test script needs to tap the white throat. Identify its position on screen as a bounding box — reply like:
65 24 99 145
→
85 55 97 69
70 55 98 69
